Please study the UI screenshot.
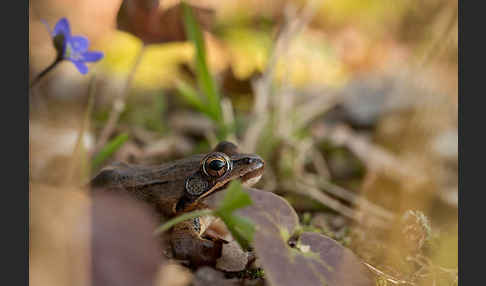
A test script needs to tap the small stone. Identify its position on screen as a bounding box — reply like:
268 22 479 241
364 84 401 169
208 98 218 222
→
193 267 238 286
155 263 192 286
215 240 249 272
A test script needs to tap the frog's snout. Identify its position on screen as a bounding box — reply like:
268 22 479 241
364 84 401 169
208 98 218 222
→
239 155 264 187
244 156 264 169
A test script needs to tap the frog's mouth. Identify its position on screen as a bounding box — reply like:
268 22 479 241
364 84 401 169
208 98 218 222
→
243 174 262 186
240 164 264 187
232 154 264 185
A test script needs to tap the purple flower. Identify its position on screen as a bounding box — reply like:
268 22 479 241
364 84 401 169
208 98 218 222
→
45 18 104 74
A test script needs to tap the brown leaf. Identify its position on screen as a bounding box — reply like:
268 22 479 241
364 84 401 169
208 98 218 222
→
92 191 166 286
237 188 300 237
118 1 215 44
238 188 373 286
298 232 374 286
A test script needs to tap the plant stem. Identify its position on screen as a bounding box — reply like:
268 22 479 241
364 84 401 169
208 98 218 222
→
30 57 62 89
65 76 97 186
93 44 146 154
91 133 130 170
153 209 213 236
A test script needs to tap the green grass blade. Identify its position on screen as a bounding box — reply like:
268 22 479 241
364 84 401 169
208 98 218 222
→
182 2 222 122
217 181 253 213
222 214 255 250
153 209 214 236
214 181 255 249
175 79 209 115
92 133 130 170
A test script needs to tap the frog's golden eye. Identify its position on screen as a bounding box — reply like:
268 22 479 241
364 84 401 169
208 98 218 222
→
202 155 230 177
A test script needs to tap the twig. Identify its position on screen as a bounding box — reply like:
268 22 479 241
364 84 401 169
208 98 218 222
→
364 262 416 286
286 178 389 228
419 5 458 68
65 76 97 186
204 130 219 149
293 139 395 223
293 180 366 224
241 79 270 153
407 254 458 278
294 93 340 130
241 0 320 152
94 44 146 153
319 124 428 192
309 146 332 179
221 97 237 143
308 174 396 222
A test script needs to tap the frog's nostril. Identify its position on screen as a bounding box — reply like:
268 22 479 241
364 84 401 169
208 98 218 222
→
242 157 264 167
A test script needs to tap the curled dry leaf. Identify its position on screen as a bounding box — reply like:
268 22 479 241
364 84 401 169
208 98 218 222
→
238 188 374 286
118 0 214 44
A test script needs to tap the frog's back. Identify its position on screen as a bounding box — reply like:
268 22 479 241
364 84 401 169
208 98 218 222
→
90 154 205 216
91 155 203 187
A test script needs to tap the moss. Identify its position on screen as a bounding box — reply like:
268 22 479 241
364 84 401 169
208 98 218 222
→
226 268 265 280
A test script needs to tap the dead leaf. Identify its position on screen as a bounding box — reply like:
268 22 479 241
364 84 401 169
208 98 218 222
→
238 188 374 286
118 1 215 44
92 191 166 286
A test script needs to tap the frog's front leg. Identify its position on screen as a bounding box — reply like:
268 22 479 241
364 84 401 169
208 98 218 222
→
170 215 225 266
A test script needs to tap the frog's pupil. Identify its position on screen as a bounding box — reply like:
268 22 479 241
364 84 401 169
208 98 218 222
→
208 159 225 171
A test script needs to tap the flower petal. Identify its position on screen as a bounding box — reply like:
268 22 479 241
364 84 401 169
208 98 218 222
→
69 36 89 53
40 19 51 34
82 51 104 62
53 18 71 38
72 61 89 74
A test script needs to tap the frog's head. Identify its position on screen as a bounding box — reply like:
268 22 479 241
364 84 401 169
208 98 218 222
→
175 141 264 212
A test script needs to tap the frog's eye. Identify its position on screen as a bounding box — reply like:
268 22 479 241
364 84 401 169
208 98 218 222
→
202 155 230 177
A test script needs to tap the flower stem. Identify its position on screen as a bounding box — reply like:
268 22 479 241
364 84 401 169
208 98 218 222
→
30 57 63 89
153 209 214 236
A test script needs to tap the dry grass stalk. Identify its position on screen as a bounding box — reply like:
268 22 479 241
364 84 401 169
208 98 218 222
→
241 0 321 152
303 174 396 222
95 44 147 153
321 124 429 192
364 262 416 286
65 76 97 185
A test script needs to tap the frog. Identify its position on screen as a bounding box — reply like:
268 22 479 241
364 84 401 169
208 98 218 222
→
90 141 265 266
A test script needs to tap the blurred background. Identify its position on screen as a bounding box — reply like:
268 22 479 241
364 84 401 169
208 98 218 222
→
29 0 458 285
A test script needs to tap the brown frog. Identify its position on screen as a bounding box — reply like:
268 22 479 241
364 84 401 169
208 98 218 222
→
90 141 264 265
